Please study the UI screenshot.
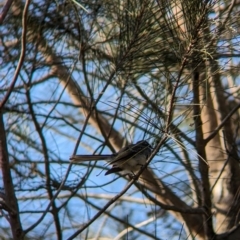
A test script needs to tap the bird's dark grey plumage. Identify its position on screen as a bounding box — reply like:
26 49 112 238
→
70 140 152 175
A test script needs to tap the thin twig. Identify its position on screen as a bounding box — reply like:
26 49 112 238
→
0 0 14 24
0 0 30 109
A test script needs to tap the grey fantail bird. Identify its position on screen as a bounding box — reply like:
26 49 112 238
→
70 140 152 175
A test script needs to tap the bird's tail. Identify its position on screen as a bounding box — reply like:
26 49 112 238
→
70 155 113 162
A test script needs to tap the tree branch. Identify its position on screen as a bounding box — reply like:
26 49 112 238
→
0 0 30 109
0 0 13 24
0 111 23 239
204 102 240 144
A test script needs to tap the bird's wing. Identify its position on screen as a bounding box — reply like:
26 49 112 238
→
110 143 140 164
110 141 151 165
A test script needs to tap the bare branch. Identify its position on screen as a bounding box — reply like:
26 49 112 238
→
204 102 240 144
0 111 23 239
0 0 13 24
0 0 30 109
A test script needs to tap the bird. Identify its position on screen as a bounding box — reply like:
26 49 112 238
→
70 140 152 175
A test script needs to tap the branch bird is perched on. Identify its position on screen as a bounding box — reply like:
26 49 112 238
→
70 140 152 175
